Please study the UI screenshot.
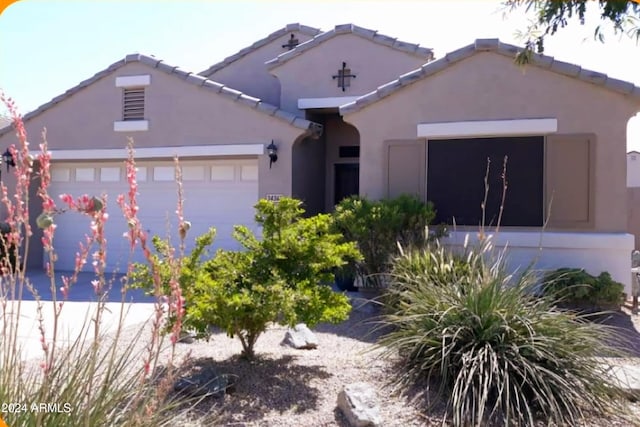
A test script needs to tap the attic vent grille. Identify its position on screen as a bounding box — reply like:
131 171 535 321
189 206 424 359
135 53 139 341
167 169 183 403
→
123 88 145 121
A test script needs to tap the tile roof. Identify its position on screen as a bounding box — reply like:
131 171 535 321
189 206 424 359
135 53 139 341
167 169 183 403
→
340 38 640 115
199 23 322 77
265 23 434 70
0 54 322 139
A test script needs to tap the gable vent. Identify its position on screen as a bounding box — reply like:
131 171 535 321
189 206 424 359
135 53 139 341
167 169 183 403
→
123 88 145 121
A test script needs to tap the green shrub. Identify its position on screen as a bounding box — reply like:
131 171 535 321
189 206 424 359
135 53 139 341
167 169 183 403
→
542 268 625 310
130 228 216 291
187 197 359 358
130 227 216 330
378 242 627 426
332 194 435 288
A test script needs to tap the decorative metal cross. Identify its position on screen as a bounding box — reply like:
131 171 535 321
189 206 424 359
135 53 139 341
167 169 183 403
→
332 62 357 92
281 34 299 50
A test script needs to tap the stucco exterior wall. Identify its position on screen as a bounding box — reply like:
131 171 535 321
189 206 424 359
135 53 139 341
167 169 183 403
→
271 34 428 114
445 231 635 296
0 62 307 201
323 115 360 210
203 30 316 105
344 52 639 232
290 114 360 213
292 135 326 215
628 187 640 249
628 152 640 187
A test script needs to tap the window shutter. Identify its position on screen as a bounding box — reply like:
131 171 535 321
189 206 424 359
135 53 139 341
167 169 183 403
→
545 134 595 229
123 88 145 121
385 140 425 199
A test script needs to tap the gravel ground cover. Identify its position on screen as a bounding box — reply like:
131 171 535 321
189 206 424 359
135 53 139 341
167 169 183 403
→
139 303 640 426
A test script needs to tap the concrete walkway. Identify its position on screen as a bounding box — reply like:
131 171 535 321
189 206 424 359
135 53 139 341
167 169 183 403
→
599 359 640 397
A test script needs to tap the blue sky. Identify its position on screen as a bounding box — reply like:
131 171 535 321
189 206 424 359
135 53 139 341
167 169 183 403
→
1 0 639 147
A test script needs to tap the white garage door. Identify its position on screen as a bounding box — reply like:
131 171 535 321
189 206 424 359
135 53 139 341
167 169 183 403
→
47 159 259 272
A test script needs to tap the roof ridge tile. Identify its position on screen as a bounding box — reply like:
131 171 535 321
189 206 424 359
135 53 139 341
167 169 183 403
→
0 53 322 138
266 23 433 70
199 23 322 77
340 38 640 115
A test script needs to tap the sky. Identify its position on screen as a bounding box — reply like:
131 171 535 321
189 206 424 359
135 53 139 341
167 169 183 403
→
0 0 639 147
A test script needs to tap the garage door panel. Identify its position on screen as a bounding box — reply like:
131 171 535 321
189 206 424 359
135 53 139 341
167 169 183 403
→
47 159 259 272
49 207 136 269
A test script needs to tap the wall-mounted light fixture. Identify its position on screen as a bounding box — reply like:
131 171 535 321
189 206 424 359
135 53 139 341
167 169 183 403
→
0 148 15 180
267 140 278 169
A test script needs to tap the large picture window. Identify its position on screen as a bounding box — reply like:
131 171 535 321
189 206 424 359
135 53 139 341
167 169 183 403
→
427 136 544 227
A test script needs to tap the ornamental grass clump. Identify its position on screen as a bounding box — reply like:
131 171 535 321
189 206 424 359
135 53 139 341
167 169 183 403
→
378 238 629 427
0 93 210 426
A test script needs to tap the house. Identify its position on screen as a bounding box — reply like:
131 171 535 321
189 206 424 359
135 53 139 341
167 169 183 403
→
0 23 638 294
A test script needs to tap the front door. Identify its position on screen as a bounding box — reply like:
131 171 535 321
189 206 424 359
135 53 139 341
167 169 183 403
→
334 163 359 205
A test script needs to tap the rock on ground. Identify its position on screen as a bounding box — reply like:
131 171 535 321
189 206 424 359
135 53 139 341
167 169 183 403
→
337 382 382 427
173 362 234 398
280 323 319 349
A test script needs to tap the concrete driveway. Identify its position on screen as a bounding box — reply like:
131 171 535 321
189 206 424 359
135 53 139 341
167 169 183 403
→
1 300 157 360
1 271 158 360
17 270 155 303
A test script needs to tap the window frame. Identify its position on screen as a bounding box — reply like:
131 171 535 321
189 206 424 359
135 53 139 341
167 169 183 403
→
426 136 546 228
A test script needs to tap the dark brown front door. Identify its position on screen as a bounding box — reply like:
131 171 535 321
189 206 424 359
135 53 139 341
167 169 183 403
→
334 163 359 205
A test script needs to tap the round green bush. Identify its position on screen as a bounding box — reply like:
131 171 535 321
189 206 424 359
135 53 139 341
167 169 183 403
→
542 268 625 311
331 194 436 287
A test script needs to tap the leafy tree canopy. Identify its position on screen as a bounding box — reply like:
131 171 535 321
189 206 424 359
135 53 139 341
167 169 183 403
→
504 0 640 63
